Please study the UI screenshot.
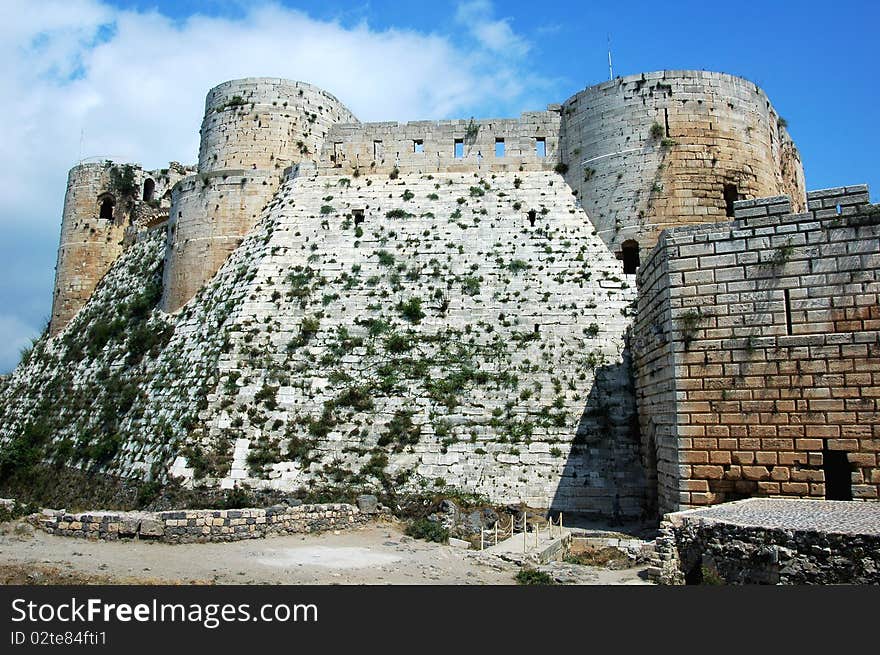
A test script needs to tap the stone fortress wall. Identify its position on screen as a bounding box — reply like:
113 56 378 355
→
50 161 191 335
40 71 878 518
54 71 807 328
319 110 561 176
634 185 879 514
161 78 359 312
559 70 806 263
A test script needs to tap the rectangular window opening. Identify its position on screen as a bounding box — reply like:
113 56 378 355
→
373 140 383 159
413 139 424 154
454 139 464 159
535 138 546 158
495 138 505 158
783 288 793 335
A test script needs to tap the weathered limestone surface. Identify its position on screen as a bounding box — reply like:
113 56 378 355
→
634 185 880 513
184 167 644 514
1 165 648 517
162 170 281 311
198 78 357 173
16 72 874 521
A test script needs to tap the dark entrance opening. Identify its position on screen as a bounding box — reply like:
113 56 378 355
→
527 209 537 227
143 178 155 202
99 195 115 220
724 183 739 217
684 559 703 585
621 240 640 274
353 209 365 226
823 447 852 500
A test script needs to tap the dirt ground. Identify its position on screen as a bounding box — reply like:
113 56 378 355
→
0 518 652 585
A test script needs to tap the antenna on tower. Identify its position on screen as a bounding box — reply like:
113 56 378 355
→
608 33 614 80
79 128 84 164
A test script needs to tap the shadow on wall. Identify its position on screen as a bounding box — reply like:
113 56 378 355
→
549 346 651 522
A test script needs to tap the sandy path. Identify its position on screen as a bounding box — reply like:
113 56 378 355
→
0 519 515 584
0 519 652 585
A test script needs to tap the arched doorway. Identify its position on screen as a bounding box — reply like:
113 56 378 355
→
143 178 156 202
98 194 115 220
621 240 640 275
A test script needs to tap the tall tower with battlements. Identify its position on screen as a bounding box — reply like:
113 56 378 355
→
160 78 358 312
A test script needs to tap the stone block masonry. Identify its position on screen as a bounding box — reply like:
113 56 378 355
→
13 71 858 519
31 503 365 543
161 170 282 311
50 161 192 335
634 185 880 514
198 78 358 173
185 167 645 516
653 498 880 584
560 70 805 261
320 111 561 177
163 78 359 312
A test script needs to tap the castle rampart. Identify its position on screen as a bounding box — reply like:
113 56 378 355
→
37 71 871 519
318 110 561 175
161 170 281 310
633 184 879 514
560 70 806 266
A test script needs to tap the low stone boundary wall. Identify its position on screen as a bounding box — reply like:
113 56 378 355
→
29 503 367 543
651 499 880 585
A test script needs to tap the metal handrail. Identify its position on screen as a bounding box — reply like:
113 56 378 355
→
480 511 563 551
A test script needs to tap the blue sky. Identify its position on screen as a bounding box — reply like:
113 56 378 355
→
1 0 877 372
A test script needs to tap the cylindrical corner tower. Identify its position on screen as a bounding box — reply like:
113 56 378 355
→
162 78 358 312
50 162 138 335
560 70 806 260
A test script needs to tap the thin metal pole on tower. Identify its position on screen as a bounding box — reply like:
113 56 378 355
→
608 33 614 80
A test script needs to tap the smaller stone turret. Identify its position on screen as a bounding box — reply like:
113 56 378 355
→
49 160 190 335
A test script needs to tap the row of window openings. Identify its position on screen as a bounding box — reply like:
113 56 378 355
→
367 138 547 159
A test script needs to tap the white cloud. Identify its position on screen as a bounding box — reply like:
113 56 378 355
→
455 0 530 57
0 0 549 373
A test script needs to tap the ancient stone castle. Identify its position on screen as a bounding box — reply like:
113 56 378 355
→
2 71 877 518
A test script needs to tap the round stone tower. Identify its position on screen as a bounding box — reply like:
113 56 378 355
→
560 70 806 265
162 78 358 311
50 162 136 336
50 161 187 335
